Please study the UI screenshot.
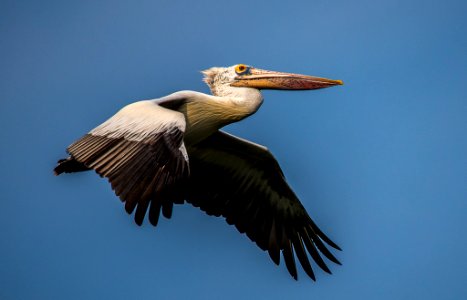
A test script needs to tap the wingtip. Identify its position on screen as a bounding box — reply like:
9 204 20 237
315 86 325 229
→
134 218 143 226
332 243 343 251
268 248 281 266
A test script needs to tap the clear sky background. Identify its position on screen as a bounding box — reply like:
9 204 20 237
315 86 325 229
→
1 0 466 299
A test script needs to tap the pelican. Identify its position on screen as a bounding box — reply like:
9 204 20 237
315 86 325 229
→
54 64 343 280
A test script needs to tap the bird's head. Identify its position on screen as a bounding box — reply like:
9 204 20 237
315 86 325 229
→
202 64 343 97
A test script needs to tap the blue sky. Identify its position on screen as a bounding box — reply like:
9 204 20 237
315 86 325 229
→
1 0 466 299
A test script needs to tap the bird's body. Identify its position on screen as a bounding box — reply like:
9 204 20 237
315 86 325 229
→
55 64 343 280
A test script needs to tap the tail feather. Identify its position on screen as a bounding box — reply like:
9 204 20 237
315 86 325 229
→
54 156 90 175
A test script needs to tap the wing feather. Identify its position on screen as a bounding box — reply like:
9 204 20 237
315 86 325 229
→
186 131 340 280
60 100 190 226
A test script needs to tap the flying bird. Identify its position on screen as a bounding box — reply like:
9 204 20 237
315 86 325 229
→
54 64 343 280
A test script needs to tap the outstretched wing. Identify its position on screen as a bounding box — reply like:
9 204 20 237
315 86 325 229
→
186 131 341 280
58 100 190 226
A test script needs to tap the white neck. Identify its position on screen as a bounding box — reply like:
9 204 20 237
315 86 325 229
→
211 85 264 115
179 87 264 144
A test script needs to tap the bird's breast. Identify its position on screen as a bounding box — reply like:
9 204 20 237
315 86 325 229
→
181 101 253 145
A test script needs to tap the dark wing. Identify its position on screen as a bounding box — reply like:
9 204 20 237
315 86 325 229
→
186 131 341 280
55 100 189 226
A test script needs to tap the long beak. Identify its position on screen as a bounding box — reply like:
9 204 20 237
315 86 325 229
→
231 68 343 90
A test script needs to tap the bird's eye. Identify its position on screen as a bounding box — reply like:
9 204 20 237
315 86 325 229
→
235 64 249 75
